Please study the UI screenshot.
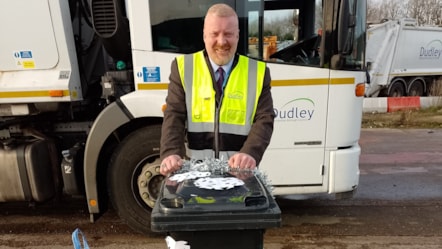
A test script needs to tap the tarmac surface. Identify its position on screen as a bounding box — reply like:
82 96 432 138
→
0 128 441 248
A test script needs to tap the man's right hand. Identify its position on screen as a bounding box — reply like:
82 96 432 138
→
160 154 183 176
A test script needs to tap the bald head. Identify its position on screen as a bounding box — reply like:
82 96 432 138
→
205 3 238 21
203 4 239 66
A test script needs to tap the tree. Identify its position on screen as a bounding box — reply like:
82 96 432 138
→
367 0 382 23
368 0 442 25
384 0 404 20
264 13 296 41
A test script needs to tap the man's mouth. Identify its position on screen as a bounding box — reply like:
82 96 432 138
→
215 47 230 54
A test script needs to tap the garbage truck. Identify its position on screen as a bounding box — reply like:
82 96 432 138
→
365 18 442 97
0 0 367 234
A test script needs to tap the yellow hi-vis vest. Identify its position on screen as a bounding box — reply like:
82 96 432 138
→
176 51 266 160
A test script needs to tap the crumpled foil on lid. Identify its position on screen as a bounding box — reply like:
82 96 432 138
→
172 158 274 196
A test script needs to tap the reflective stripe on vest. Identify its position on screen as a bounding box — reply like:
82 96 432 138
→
190 149 237 161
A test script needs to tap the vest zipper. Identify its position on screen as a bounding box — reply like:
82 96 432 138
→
214 89 224 159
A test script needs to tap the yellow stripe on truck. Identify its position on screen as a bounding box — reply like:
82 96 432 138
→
137 78 355 90
330 78 356 85
137 83 169 90
0 90 70 98
272 78 355 86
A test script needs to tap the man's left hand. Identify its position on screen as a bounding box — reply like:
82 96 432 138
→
228 153 256 170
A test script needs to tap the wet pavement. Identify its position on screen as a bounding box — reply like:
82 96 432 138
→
358 128 442 201
0 128 441 248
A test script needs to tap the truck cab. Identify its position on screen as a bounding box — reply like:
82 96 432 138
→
0 0 366 234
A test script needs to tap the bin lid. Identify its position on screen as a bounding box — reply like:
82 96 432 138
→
151 171 281 232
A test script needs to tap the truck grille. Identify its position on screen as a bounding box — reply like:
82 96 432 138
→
91 0 117 37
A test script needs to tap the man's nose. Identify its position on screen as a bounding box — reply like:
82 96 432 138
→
217 35 227 45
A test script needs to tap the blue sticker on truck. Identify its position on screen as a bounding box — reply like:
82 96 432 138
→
13 50 35 69
142 67 160 82
18 51 33 58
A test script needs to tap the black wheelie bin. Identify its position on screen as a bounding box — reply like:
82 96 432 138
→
151 170 281 249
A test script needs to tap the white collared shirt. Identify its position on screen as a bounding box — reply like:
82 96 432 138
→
208 58 234 84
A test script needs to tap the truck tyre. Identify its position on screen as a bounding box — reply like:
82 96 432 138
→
108 124 164 234
388 78 406 97
407 77 425 96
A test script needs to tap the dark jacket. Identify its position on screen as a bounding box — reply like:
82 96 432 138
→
160 51 275 164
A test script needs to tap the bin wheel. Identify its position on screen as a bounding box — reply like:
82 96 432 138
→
108 125 164 234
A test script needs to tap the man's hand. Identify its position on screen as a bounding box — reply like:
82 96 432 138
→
160 155 183 176
228 153 256 170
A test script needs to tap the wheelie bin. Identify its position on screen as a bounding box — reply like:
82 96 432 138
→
151 170 281 249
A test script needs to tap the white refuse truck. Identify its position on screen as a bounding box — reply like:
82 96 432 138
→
0 0 367 234
365 18 442 97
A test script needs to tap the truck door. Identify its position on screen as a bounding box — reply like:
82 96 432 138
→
239 0 328 188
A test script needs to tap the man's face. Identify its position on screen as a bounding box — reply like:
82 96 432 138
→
203 13 239 66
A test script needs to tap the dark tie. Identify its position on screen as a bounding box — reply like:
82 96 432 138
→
216 67 224 91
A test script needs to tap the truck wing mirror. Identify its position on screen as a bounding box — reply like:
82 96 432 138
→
331 0 356 69
338 0 355 55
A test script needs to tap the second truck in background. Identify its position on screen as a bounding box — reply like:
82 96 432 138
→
365 18 442 97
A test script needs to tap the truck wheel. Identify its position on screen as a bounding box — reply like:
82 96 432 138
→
407 77 425 96
388 78 406 97
108 125 164 234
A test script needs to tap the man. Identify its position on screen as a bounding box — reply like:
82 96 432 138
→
160 3 274 176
